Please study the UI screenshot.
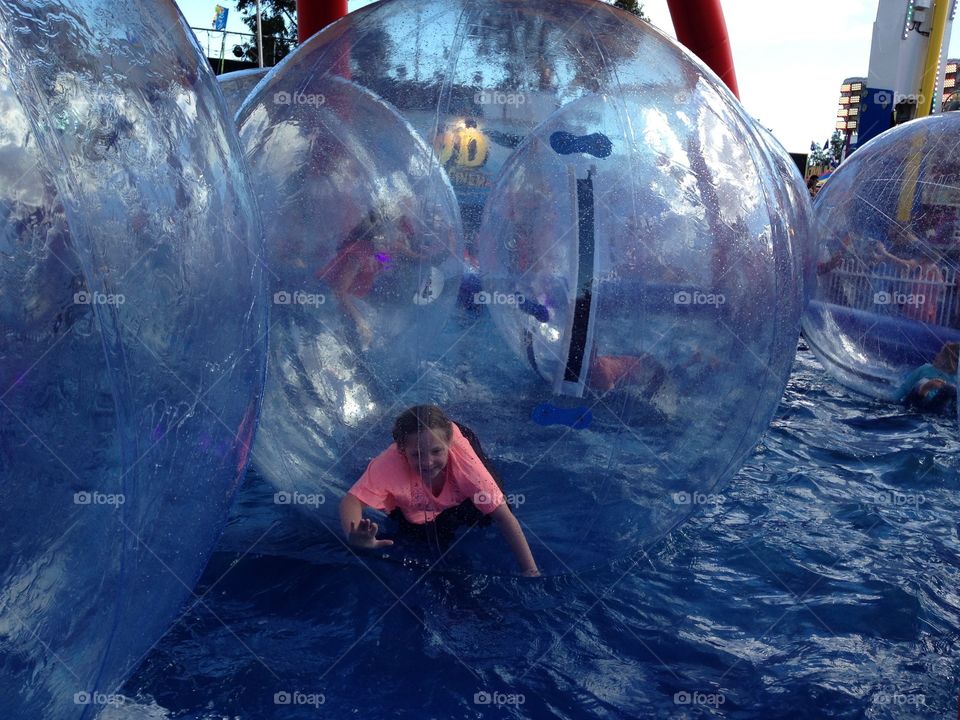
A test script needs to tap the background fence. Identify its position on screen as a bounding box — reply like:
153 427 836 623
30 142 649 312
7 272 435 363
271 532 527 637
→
821 258 960 328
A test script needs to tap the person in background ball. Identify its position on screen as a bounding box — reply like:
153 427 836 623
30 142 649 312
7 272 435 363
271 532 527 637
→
317 212 448 349
315 209 383 349
339 405 540 577
894 341 959 412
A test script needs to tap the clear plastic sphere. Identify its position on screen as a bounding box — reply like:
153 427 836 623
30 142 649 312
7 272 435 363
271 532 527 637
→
245 0 803 574
468 88 801 572
218 67 268 115
238 70 464 514
0 2 267 717
803 114 960 403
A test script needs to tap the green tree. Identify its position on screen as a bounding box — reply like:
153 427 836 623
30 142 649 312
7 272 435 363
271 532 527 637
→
613 0 649 20
808 140 831 168
809 130 845 168
827 129 845 165
235 0 297 66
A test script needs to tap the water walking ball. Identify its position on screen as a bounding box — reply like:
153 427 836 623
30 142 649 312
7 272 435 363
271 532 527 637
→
803 114 960 406
238 71 465 518
245 0 805 574
0 2 267 717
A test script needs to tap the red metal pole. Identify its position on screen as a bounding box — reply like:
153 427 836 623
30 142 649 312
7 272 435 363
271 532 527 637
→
666 0 740 99
297 0 348 44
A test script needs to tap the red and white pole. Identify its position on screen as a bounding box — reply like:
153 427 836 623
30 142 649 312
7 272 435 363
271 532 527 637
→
666 0 740 99
297 0 348 44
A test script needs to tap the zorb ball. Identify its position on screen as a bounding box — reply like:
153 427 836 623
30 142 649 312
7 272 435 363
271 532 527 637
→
467 86 803 573
244 0 804 575
803 114 960 403
238 70 464 517
0 1 267 717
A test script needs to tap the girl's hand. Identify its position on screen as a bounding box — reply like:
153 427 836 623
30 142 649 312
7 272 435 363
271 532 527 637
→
348 518 394 549
522 567 541 578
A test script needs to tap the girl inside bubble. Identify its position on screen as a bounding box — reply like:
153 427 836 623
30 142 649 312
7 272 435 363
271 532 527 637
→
339 405 540 576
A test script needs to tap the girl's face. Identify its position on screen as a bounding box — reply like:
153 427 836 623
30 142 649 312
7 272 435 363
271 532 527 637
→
402 428 451 483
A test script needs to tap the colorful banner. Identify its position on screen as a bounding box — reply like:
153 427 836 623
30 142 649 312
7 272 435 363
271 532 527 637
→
213 4 228 31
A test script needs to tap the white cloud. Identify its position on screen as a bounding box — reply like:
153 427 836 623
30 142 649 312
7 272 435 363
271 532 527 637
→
641 0 956 152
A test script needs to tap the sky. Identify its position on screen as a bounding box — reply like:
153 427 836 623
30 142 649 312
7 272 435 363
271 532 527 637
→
176 0 959 154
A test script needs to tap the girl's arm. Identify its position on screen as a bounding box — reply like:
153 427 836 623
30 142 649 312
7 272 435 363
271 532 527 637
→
490 503 539 577
339 493 393 549
340 492 364 538
872 241 918 270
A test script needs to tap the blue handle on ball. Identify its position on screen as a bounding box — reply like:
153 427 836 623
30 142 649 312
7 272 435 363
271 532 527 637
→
549 130 613 158
531 403 593 429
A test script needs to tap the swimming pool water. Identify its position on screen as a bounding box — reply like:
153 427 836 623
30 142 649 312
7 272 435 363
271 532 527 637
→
114 343 960 719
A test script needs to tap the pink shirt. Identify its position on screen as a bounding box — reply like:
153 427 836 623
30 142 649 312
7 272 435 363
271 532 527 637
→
348 424 504 524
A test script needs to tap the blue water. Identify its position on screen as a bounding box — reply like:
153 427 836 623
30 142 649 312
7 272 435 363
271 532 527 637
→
118 343 960 719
